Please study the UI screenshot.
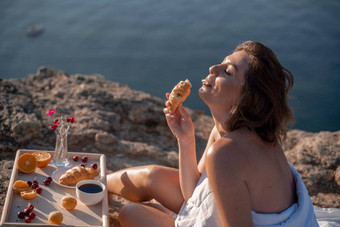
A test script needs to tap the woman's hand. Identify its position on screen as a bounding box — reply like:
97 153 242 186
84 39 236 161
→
163 93 194 141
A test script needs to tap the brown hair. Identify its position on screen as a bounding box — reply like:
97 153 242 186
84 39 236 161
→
227 41 294 144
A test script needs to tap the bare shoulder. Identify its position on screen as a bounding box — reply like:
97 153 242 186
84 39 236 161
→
205 128 253 178
206 128 296 214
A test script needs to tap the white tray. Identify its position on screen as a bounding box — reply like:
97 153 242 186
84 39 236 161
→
0 149 109 226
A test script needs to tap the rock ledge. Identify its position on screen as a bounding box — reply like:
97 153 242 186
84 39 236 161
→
0 67 339 226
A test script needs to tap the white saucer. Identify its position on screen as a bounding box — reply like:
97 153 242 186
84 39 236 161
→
51 166 75 189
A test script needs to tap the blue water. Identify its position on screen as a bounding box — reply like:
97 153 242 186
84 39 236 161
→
1 0 339 132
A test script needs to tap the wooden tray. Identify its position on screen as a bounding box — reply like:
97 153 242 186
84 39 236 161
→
0 149 109 226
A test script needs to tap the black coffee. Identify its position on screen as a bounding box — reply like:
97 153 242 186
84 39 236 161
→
78 183 103 193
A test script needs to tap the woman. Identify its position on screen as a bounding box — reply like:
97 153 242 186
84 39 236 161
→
107 41 318 226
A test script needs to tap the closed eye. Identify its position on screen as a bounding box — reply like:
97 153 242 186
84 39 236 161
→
225 69 232 76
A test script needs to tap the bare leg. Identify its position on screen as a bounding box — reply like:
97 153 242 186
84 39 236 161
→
118 202 175 227
107 165 184 213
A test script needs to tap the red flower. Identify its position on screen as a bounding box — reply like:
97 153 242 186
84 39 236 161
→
48 109 75 130
48 109 56 116
67 117 75 124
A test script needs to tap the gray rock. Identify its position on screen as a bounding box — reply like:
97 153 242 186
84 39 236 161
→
284 130 340 207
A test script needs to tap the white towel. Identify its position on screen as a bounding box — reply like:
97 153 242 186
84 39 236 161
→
175 163 319 226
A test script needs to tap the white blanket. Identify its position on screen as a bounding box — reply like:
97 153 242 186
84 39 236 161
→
175 163 339 227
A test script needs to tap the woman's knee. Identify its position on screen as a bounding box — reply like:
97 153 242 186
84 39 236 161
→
145 165 175 187
118 202 175 227
109 165 178 203
118 203 132 225
116 165 163 202
118 203 144 226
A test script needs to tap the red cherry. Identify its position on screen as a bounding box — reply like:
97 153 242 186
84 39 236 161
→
27 203 34 212
47 177 52 181
29 212 36 219
17 211 25 219
43 179 51 186
81 156 88 162
32 180 38 185
31 183 39 189
91 163 98 170
25 217 31 223
26 181 32 187
36 187 42 194
80 164 85 168
73 155 79 161
24 208 31 215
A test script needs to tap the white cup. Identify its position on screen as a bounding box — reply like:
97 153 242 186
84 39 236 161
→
76 180 106 206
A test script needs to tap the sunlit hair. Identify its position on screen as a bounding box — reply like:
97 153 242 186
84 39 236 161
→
227 41 294 144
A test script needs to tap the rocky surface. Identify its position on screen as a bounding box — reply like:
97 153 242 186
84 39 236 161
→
0 67 339 226
283 130 340 208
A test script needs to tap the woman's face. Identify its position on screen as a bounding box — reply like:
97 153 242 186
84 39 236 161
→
199 50 249 112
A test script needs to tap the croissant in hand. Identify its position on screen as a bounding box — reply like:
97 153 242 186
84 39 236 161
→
59 165 99 186
168 79 192 111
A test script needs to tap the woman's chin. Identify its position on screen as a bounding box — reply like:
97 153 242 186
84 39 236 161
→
198 87 205 96
198 87 210 103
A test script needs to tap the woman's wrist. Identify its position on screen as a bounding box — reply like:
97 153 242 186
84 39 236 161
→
177 135 195 147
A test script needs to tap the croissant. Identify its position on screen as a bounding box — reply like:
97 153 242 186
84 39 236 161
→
59 166 99 186
168 79 192 111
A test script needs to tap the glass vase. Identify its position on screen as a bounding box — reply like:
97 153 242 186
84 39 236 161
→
53 117 70 167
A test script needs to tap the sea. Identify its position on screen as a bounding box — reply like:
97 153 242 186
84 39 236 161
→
0 0 339 132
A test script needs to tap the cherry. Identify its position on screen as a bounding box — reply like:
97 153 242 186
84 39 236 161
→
36 187 42 194
29 212 36 219
31 183 39 189
23 208 31 215
91 163 98 170
25 217 31 223
26 181 32 187
27 203 34 212
73 155 79 161
46 177 52 182
81 156 88 162
32 180 38 185
80 164 85 168
17 211 25 219
43 179 51 186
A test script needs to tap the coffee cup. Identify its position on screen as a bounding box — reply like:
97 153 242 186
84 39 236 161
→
76 180 106 206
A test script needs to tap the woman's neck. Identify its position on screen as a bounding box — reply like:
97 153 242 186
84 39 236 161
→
210 108 230 137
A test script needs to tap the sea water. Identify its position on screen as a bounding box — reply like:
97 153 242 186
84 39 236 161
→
0 0 339 132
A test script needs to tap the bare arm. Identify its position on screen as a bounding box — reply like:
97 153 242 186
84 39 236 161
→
205 139 253 227
164 100 200 201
